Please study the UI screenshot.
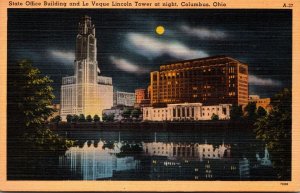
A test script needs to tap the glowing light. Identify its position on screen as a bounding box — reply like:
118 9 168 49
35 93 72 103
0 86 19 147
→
155 26 165 35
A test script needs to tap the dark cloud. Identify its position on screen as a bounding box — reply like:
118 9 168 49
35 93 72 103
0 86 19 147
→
8 9 292 103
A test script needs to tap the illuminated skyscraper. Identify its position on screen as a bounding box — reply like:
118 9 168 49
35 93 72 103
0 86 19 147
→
61 16 113 120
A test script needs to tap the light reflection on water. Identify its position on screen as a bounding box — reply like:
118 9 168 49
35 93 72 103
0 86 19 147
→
59 131 275 180
60 140 139 180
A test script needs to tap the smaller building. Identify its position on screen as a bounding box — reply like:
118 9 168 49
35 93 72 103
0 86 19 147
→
135 88 147 104
113 91 135 107
143 103 231 121
249 95 271 111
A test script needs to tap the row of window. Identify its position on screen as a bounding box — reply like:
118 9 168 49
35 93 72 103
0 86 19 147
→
203 154 221 158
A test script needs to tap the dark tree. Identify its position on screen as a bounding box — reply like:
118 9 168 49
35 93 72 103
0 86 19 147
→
72 115 79 123
122 108 132 120
211 113 219 121
8 60 55 135
244 102 257 122
66 114 73 123
7 60 73 179
254 88 291 180
131 108 142 119
50 115 61 123
86 115 93 122
230 104 243 121
78 114 86 122
102 113 114 122
257 106 267 118
93 114 100 122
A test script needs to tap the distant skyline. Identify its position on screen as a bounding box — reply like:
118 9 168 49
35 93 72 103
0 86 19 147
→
8 9 292 103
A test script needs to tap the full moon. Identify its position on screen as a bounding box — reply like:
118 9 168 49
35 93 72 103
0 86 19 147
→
156 26 165 35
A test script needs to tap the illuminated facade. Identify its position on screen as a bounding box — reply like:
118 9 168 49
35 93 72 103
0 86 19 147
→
249 95 271 111
135 88 147 104
143 103 231 121
61 16 113 120
149 55 248 106
113 91 135 107
135 88 150 108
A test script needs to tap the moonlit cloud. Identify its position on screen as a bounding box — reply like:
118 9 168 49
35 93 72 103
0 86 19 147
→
180 25 227 40
249 75 282 86
110 56 149 74
127 33 208 60
48 49 74 64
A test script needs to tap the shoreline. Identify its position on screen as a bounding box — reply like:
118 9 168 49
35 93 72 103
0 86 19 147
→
49 120 253 132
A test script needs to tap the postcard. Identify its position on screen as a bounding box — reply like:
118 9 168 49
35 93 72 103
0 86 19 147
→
0 0 299 191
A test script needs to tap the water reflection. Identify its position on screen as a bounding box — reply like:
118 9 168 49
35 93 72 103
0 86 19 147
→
59 140 140 180
59 131 275 180
142 141 230 161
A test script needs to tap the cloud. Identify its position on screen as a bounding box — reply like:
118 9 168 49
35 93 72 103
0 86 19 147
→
127 33 208 60
180 25 227 40
48 49 74 64
249 75 282 86
110 56 149 74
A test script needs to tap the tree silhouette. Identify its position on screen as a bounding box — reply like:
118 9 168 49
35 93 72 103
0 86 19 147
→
7 60 73 179
230 104 243 121
93 114 100 122
211 113 219 120
66 114 73 123
254 88 291 179
86 115 93 122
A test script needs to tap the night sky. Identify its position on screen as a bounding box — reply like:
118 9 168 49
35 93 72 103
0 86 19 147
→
8 9 292 103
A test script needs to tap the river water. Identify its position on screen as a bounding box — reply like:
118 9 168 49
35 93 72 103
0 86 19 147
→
55 130 276 180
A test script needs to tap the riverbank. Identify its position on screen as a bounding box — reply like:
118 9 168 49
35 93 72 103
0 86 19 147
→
49 120 253 132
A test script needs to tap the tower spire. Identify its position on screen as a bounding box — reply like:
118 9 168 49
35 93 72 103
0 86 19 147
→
78 15 95 35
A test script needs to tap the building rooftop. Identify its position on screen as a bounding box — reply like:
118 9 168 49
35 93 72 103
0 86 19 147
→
159 55 247 71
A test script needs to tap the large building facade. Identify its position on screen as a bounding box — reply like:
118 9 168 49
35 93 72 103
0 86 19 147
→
149 56 248 106
61 16 113 120
143 103 231 121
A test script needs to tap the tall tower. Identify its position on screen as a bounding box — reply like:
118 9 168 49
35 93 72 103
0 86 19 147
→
75 16 98 115
75 15 98 85
61 16 113 120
